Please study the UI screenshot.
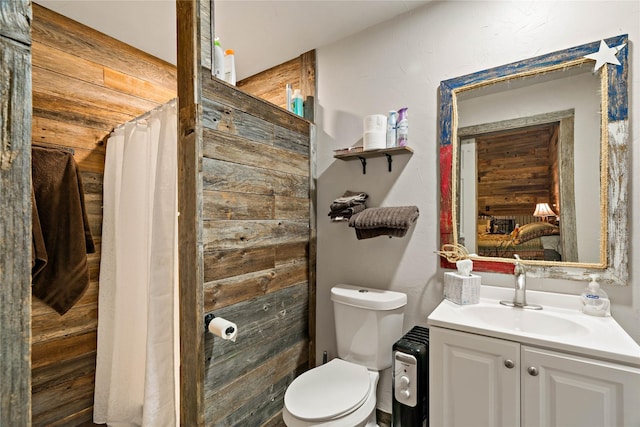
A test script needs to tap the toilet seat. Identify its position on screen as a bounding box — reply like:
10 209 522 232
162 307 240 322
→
284 359 371 422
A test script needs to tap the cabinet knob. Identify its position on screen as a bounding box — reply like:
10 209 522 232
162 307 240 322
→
527 366 539 376
504 359 515 369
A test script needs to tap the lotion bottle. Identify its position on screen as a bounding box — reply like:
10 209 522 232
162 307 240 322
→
386 111 397 148
580 274 610 317
292 89 304 117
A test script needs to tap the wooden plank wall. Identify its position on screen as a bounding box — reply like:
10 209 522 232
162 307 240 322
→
0 1 32 425
30 4 176 425
237 50 316 116
201 75 313 426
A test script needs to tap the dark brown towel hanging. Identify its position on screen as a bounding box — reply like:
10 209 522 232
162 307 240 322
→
31 186 48 277
31 146 95 315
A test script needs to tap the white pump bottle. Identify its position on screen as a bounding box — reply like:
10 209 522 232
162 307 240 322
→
580 274 610 317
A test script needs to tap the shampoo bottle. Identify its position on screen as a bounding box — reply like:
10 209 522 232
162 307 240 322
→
580 274 610 317
292 89 304 117
286 84 293 112
213 37 224 80
224 49 236 85
396 107 408 146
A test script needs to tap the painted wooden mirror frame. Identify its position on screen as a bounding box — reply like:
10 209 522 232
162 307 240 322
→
439 34 629 286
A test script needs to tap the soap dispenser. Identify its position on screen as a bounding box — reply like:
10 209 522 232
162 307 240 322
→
580 274 610 317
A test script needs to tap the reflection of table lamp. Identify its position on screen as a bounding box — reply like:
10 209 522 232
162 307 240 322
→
533 202 555 222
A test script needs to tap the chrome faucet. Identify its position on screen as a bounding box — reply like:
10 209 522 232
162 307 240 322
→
500 255 542 310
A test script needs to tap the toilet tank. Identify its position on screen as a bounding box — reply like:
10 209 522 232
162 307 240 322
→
331 284 407 371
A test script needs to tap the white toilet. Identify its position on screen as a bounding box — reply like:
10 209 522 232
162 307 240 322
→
283 284 407 426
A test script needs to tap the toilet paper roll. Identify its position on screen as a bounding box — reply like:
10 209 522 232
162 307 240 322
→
363 130 386 150
363 114 386 133
208 317 238 342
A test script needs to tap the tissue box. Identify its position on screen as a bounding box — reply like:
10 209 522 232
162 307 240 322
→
444 272 481 305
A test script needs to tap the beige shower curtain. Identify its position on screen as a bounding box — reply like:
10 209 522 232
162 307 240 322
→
94 99 179 426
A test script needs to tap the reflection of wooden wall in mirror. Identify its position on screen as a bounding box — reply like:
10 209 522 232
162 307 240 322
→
439 34 629 285
237 50 316 121
476 124 557 216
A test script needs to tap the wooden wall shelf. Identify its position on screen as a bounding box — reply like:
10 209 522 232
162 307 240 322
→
334 146 413 174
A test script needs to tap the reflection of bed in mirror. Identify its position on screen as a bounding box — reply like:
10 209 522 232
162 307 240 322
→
476 219 561 261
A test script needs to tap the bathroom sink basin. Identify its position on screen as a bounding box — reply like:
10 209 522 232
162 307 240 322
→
427 285 640 366
461 304 589 336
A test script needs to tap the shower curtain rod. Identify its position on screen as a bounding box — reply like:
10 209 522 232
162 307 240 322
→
110 98 177 134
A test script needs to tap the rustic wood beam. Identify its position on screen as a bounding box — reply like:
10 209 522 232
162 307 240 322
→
0 1 32 425
177 0 205 426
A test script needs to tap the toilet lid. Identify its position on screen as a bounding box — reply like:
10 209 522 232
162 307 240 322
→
284 358 371 421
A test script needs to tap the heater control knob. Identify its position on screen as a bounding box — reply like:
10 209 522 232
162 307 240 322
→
394 351 418 408
400 376 410 388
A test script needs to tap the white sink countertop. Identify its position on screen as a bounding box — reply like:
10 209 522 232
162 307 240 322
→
427 285 640 366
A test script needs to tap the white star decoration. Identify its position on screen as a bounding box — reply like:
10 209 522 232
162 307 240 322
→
584 40 627 72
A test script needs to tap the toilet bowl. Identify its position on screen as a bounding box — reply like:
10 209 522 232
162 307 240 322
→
282 359 379 427
282 284 407 427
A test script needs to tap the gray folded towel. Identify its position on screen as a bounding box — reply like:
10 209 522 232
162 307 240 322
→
328 203 367 219
348 206 419 239
349 206 419 229
355 227 409 239
330 190 368 212
333 191 367 204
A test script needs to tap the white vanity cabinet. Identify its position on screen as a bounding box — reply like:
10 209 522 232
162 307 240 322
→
430 326 640 427
522 345 640 426
429 327 520 426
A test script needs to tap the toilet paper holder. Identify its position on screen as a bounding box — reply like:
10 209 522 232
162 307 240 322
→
204 313 236 336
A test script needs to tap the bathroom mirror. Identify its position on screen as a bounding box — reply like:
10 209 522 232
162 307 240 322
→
439 35 629 286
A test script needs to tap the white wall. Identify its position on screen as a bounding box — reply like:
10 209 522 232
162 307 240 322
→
315 0 640 412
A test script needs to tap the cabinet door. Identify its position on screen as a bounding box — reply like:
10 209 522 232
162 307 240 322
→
522 346 640 427
430 327 520 427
